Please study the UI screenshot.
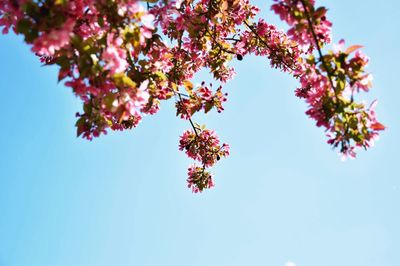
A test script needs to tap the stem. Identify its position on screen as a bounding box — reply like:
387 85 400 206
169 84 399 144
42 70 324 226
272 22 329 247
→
171 32 200 138
223 37 241 42
177 93 200 137
205 28 235 55
243 20 297 72
299 0 339 102
203 0 235 55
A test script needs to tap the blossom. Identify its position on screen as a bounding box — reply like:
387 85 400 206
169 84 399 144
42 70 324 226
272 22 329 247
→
271 0 332 52
140 14 155 30
32 19 75 56
179 128 229 168
102 34 128 75
186 165 215 193
0 0 384 191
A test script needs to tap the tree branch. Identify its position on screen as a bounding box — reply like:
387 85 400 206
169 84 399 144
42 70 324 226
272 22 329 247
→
243 20 297 72
299 0 339 102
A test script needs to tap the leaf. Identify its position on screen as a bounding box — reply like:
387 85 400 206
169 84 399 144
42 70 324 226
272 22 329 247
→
345 45 363 55
313 7 327 19
204 102 214 114
183 80 193 93
232 0 240 8
220 0 228 12
58 70 69 82
370 122 386 131
55 56 70 69
75 117 86 137
55 0 67 5
155 71 167 80
83 103 92 115
336 79 345 93
103 93 116 110
170 82 178 92
113 73 137 88
16 19 31 34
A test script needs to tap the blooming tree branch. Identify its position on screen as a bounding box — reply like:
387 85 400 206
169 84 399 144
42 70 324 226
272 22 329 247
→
0 0 385 192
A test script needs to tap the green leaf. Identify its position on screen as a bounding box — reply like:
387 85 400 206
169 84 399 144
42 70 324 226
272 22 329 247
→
83 103 92 115
104 93 116 110
75 117 86 137
16 19 31 34
55 56 70 69
204 102 213 114
113 73 137 88
313 7 327 19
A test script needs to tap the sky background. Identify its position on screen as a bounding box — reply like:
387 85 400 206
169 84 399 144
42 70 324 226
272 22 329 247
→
0 1 399 266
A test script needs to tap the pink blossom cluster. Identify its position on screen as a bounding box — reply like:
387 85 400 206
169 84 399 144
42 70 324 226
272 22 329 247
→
179 129 229 167
179 128 229 192
0 0 160 140
176 82 228 119
187 165 215 193
271 0 332 52
293 39 385 159
1 0 384 192
0 0 25 34
32 18 75 56
102 33 128 75
236 19 302 72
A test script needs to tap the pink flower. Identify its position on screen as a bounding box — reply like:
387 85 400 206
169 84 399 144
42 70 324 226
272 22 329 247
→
102 33 128 75
1 0 384 190
179 128 229 168
32 19 75 56
141 14 155 30
186 164 215 193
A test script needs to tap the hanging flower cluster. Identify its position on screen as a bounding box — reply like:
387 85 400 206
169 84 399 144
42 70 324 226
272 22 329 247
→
176 81 228 119
0 0 384 192
271 0 385 160
179 128 229 192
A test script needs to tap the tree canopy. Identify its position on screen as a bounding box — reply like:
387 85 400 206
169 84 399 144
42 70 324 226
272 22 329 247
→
0 0 385 192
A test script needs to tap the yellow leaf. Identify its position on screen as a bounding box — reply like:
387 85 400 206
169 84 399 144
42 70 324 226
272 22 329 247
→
220 0 228 12
345 45 363 55
55 0 66 5
171 82 178 92
183 80 193 93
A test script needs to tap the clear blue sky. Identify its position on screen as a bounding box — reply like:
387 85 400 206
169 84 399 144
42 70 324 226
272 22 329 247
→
0 1 399 266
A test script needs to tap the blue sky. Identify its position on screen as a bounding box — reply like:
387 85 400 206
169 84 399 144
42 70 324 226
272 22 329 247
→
0 1 399 266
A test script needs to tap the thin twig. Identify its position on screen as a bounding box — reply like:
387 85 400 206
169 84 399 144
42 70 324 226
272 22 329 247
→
243 20 297 72
299 0 339 102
